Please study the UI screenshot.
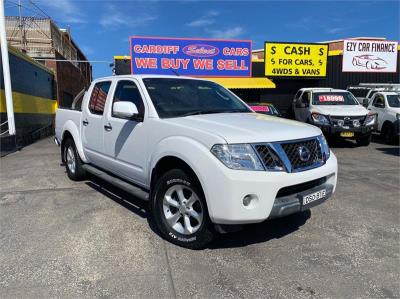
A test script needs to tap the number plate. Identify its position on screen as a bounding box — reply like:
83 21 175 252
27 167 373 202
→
303 189 326 205
340 131 354 137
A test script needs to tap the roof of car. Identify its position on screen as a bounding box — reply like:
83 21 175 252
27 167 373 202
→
299 87 348 93
375 91 400 95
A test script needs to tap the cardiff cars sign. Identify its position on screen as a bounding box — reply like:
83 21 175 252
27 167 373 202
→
264 42 328 78
130 36 252 77
343 40 398 73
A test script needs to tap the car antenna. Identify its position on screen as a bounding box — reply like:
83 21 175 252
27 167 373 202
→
171 69 180 76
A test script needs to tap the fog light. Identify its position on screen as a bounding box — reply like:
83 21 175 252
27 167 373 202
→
243 194 258 207
353 120 360 128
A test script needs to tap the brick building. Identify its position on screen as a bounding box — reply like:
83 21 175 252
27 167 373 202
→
5 17 92 107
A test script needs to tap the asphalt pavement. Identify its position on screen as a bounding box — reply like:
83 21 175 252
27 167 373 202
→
0 137 399 298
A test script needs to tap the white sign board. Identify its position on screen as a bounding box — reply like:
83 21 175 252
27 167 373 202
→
343 40 398 73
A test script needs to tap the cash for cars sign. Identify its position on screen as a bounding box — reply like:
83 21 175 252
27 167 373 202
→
343 40 398 73
264 42 328 77
130 36 252 77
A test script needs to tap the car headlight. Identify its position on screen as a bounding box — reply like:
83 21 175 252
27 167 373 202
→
211 144 264 171
311 112 330 125
364 113 376 126
317 134 330 161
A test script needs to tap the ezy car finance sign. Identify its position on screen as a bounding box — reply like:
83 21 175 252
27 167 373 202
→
343 40 398 73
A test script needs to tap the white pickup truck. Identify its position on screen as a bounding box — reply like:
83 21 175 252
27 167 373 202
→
293 88 376 146
55 75 337 249
368 91 400 144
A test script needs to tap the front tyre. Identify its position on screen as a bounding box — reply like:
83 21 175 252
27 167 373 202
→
356 134 371 146
151 169 214 249
381 124 395 145
64 138 86 181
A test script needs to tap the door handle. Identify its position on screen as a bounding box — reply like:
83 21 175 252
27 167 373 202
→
82 119 89 126
104 123 112 131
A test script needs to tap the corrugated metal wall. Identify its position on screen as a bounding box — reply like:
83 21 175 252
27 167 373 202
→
322 53 400 89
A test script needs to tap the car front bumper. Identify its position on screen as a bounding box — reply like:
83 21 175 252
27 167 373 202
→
197 151 337 225
317 124 374 137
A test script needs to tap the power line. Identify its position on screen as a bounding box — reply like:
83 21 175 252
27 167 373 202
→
34 58 112 64
28 0 50 19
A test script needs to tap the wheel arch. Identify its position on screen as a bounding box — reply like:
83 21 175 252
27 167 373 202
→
151 155 203 195
60 120 87 163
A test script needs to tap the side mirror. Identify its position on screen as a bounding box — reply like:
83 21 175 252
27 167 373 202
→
113 102 139 119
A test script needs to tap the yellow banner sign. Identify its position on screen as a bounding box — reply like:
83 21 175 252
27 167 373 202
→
264 42 328 77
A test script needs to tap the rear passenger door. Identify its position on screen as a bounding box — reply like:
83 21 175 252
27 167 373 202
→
103 79 148 186
82 80 112 165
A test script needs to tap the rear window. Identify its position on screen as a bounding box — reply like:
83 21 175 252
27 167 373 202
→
312 92 359 106
88 81 111 115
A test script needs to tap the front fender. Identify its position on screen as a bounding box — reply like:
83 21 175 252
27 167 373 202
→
149 136 218 212
62 120 88 163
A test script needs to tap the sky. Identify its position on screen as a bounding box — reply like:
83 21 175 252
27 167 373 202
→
5 0 400 79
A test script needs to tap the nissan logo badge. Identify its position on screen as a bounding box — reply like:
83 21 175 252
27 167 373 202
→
298 145 311 162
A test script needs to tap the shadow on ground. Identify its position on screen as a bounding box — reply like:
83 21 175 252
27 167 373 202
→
85 174 311 249
375 147 400 157
208 211 311 249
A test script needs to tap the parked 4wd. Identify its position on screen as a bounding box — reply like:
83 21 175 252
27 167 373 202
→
368 92 400 144
293 88 376 146
55 75 337 249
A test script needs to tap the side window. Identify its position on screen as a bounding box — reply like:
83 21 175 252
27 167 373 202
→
294 90 301 100
112 80 145 118
373 95 385 108
88 81 111 115
301 92 310 104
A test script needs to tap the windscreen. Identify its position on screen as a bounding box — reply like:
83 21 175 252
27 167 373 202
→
143 78 250 118
312 92 359 106
387 95 400 108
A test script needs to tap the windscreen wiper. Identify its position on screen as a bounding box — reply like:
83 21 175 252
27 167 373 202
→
181 110 221 117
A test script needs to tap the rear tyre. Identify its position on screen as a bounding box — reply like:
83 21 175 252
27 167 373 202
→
356 134 371 146
64 138 86 181
151 169 214 249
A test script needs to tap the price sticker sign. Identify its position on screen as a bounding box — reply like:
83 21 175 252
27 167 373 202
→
264 42 328 78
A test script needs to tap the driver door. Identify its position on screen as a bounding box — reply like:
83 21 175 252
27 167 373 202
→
369 94 385 131
294 91 310 122
103 79 148 186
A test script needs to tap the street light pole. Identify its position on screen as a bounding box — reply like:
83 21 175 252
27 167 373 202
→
0 0 16 135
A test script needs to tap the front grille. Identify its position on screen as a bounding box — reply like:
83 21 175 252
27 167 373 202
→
254 144 283 170
330 115 365 128
281 139 322 170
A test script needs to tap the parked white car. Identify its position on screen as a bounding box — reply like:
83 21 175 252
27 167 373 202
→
293 88 376 146
55 75 337 249
368 92 400 144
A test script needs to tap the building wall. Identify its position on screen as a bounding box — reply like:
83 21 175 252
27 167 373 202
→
0 46 56 154
249 50 400 117
6 17 92 108
45 52 91 108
